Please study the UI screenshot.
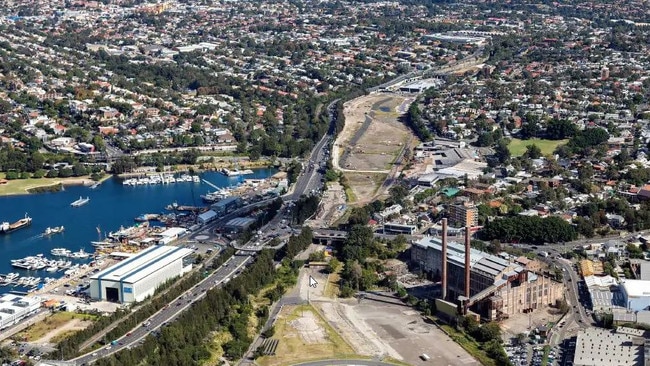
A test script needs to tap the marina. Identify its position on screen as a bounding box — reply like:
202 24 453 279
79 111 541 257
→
0 168 276 295
122 173 200 186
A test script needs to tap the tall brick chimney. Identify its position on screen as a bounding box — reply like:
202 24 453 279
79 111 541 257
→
465 225 471 298
441 218 448 300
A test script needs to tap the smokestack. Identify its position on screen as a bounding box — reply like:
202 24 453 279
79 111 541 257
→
441 218 448 300
464 226 471 298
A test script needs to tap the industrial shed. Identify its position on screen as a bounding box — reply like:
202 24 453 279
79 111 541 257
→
0 294 41 330
89 245 194 303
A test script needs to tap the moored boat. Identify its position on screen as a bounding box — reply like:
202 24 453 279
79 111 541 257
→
71 196 90 207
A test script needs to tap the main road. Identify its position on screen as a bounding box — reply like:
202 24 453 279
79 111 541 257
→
285 99 338 202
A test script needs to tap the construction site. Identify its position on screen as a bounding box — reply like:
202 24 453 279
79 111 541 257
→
411 219 564 323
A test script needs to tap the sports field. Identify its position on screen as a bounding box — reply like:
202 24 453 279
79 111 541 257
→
508 138 568 157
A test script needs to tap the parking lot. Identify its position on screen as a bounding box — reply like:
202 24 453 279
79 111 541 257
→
345 296 480 366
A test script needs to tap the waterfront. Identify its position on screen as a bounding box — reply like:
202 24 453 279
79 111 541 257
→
0 169 276 294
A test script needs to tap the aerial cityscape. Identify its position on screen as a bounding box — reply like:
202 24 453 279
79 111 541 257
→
0 0 650 366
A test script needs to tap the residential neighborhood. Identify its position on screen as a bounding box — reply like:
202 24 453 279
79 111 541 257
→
2 0 650 366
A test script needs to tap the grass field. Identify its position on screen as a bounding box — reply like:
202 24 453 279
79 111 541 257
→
15 312 96 342
256 304 358 366
0 173 105 196
507 138 568 157
323 272 340 299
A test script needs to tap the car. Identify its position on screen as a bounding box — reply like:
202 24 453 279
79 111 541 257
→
92 352 97 357
126 332 132 336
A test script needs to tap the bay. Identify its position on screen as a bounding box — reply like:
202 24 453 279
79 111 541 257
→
0 168 276 294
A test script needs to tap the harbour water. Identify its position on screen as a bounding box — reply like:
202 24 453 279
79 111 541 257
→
0 169 276 294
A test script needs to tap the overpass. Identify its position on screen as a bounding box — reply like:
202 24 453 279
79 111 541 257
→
312 229 422 244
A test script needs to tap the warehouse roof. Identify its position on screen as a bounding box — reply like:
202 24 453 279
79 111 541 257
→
158 227 187 238
92 245 193 284
622 279 650 298
573 327 644 366
414 237 512 277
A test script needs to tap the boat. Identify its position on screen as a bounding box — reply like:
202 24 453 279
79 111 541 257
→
221 168 254 177
51 248 72 257
70 249 90 259
71 196 90 207
0 214 32 234
43 226 65 236
134 213 160 222
89 182 101 189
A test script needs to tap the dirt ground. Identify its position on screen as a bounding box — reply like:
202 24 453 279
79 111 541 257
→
292 265 478 365
33 318 91 344
343 172 388 204
335 93 411 172
258 304 356 366
332 93 415 203
304 182 347 228
500 306 562 340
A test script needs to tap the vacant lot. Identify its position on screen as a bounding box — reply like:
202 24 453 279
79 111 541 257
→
336 94 412 172
349 296 481 366
15 312 95 343
508 138 567 157
256 304 357 366
343 172 388 204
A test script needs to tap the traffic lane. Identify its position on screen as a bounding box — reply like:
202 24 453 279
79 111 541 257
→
556 260 588 326
76 256 253 363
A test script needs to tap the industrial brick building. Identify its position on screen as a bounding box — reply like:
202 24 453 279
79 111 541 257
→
411 219 563 320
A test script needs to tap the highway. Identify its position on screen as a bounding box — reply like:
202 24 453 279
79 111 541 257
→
72 254 253 365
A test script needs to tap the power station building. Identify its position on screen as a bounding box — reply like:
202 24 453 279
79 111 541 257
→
411 220 563 320
90 245 194 303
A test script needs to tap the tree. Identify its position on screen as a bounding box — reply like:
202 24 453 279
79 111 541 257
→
524 144 542 159
494 140 511 163
388 184 408 205
327 258 341 274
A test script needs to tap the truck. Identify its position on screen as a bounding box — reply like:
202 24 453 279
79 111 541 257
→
538 251 549 258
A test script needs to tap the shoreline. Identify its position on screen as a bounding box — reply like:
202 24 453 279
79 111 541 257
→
0 175 112 198
0 163 280 197
116 161 277 178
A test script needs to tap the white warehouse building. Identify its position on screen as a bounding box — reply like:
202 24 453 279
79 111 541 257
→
0 294 41 330
90 245 194 303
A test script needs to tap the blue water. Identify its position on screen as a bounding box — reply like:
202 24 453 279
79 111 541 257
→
0 169 275 293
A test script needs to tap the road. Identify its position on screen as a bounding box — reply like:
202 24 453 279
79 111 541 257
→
71 255 252 365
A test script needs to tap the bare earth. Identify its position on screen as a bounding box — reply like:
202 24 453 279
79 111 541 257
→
295 267 479 366
33 318 92 344
332 93 416 203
